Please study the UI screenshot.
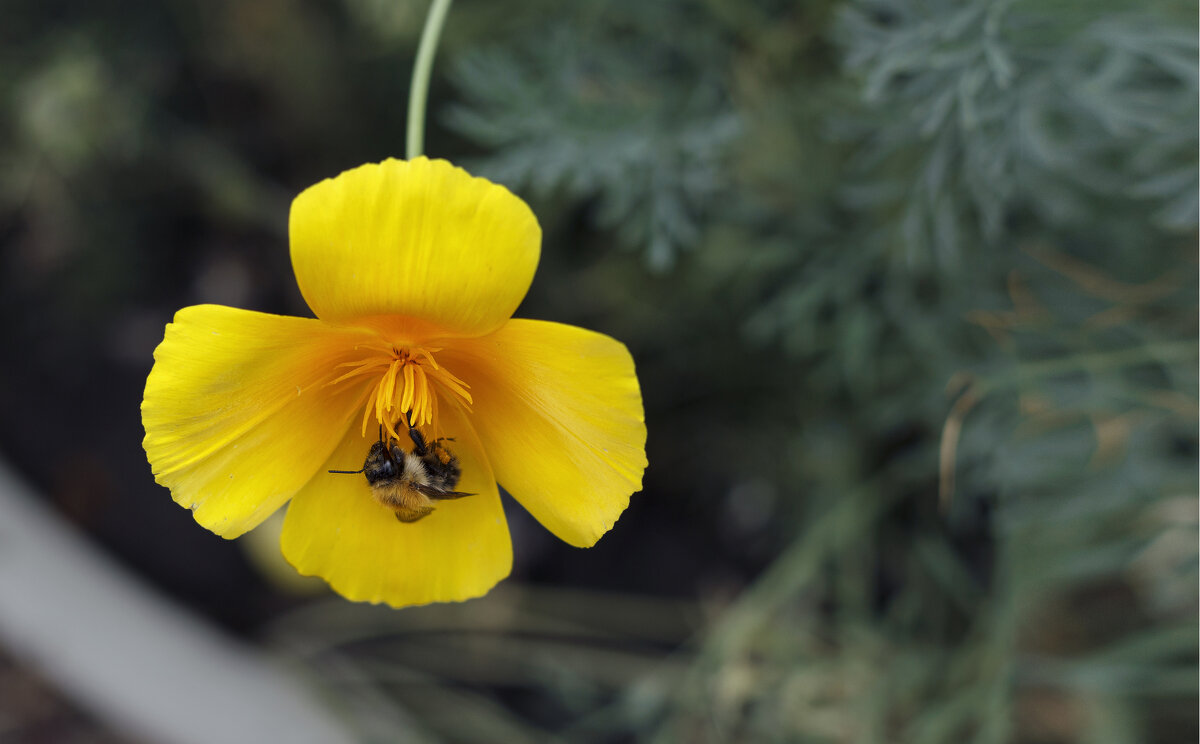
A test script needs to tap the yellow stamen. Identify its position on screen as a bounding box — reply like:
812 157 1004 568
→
327 343 472 441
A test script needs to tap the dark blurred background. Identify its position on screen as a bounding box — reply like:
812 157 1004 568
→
0 1 1196 742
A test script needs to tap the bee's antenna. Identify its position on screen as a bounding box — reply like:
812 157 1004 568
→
328 467 366 475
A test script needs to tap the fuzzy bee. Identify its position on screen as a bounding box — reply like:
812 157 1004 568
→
329 426 472 522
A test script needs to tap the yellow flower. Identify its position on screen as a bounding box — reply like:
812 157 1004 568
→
142 157 647 608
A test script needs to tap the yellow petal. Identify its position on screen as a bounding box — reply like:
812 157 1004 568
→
142 305 373 538
444 320 647 548
280 405 512 607
289 157 541 337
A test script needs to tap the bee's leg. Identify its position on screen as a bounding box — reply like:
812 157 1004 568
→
387 441 407 470
408 427 429 455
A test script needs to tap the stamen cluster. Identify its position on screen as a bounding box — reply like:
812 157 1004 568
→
329 343 472 440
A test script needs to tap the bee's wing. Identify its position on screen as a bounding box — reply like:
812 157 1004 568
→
411 483 474 500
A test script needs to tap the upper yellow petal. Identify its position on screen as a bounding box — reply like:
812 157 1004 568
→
142 305 374 538
289 157 541 337
444 319 647 548
280 404 512 607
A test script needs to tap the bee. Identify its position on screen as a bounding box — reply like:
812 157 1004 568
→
329 425 473 522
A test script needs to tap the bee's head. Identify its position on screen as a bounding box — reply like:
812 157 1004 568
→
329 437 408 483
363 439 409 484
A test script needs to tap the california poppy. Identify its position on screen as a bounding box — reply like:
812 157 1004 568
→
142 157 647 607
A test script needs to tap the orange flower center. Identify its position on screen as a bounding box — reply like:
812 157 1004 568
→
328 343 472 441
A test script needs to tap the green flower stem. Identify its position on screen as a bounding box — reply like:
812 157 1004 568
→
406 0 454 160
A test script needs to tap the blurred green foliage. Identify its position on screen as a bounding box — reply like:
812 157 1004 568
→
1 0 1195 742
